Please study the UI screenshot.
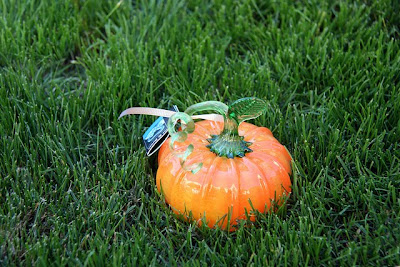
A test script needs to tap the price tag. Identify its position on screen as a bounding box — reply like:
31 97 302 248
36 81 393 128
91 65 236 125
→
142 106 179 156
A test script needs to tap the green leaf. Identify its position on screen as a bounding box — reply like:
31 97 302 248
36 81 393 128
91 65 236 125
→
228 97 267 123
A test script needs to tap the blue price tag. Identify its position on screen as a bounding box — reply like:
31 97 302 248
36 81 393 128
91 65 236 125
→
142 106 179 156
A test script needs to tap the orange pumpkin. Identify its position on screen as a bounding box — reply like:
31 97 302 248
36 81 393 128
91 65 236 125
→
156 98 292 230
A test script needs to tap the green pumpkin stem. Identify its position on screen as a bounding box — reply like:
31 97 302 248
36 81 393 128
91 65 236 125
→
206 97 267 158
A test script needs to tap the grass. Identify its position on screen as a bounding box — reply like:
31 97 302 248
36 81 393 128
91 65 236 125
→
1 0 399 265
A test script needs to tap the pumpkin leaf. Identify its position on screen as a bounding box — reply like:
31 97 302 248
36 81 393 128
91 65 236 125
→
228 97 267 123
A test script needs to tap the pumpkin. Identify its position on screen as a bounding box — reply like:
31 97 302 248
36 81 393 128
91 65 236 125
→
156 98 292 230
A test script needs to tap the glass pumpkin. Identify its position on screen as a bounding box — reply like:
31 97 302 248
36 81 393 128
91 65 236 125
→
156 98 292 230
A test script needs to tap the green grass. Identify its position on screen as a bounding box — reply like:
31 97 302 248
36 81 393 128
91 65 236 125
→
1 0 399 265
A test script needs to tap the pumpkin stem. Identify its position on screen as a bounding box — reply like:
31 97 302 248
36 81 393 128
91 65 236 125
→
207 97 267 158
206 117 252 158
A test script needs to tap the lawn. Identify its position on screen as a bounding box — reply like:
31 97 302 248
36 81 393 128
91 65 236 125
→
1 0 399 265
